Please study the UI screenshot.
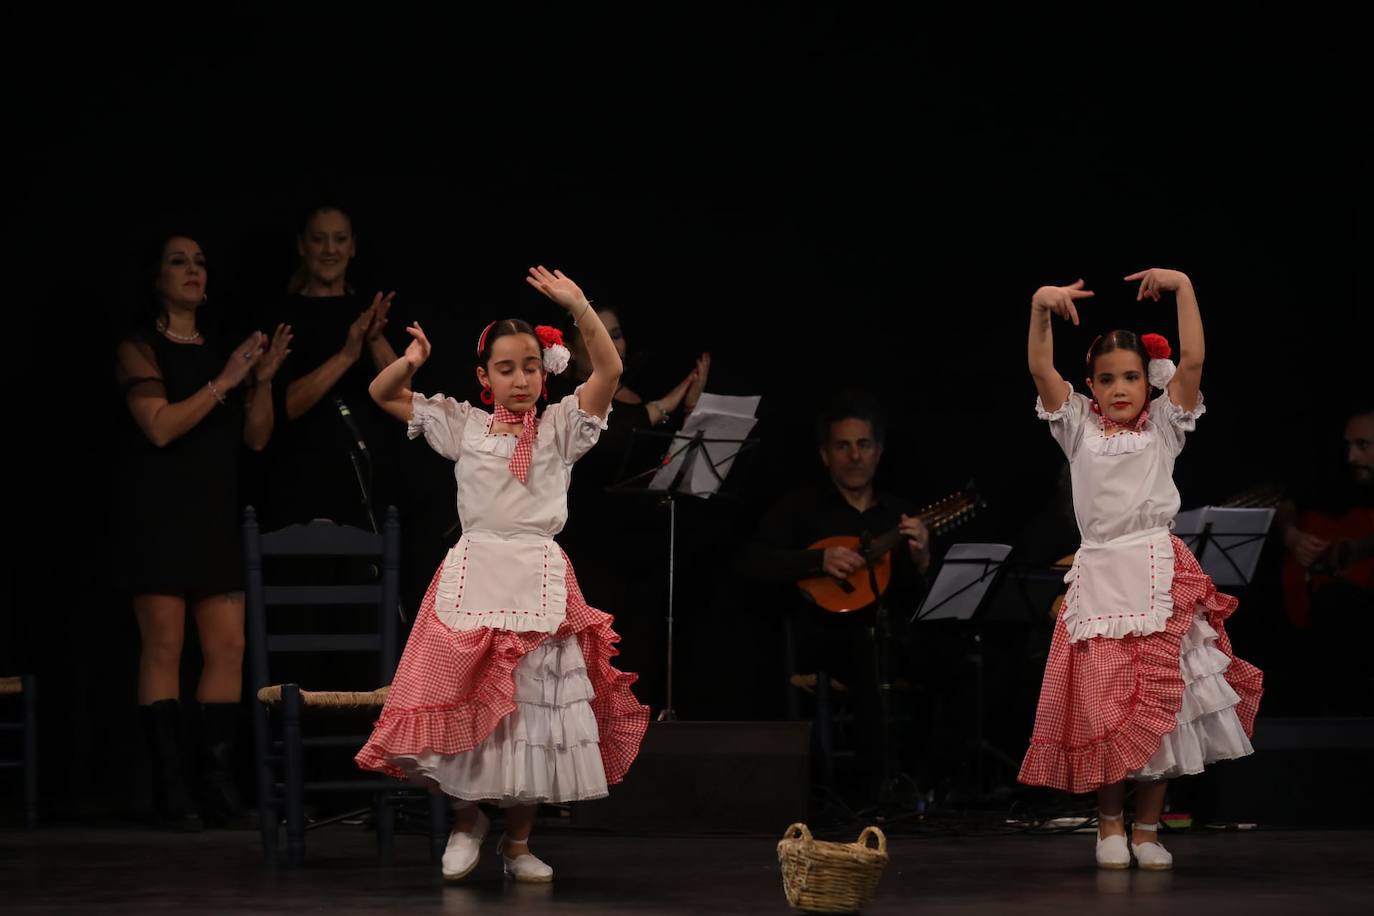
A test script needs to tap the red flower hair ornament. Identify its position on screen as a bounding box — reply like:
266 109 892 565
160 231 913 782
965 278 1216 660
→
475 322 571 376
1140 333 1176 388
534 325 570 375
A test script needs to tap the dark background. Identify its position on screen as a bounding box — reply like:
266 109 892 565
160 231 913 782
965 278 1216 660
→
3 4 1367 818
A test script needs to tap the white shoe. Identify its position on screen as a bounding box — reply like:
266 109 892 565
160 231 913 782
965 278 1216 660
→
500 835 554 883
441 809 490 881
1096 811 1130 870
1131 822 1174 871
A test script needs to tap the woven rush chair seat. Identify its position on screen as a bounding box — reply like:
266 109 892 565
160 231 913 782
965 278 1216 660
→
256 686 390 708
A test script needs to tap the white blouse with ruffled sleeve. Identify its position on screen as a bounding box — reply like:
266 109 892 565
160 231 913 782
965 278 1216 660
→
408 389 611 634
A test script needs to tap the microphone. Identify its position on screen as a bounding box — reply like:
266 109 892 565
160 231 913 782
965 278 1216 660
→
334 398 368 453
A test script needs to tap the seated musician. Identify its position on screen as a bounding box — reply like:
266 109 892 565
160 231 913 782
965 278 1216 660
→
740 391 932 799
1278 402 1373 713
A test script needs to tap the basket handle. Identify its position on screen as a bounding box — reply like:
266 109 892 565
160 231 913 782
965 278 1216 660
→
782 823 813 842
856 825 887 854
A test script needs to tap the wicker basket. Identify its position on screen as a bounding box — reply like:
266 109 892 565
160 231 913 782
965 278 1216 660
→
777 822 888 913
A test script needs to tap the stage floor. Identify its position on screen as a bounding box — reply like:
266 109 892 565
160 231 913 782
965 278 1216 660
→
4 822 1372 914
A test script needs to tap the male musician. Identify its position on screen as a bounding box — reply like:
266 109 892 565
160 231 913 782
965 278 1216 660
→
741 392 931 801
1278 403 1374 713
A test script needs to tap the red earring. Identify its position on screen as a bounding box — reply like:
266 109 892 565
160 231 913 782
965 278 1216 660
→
480 387 495 405
541 381 549 401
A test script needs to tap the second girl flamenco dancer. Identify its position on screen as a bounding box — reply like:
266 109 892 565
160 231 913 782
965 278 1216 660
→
356 266 649 882
1018 268 1263 871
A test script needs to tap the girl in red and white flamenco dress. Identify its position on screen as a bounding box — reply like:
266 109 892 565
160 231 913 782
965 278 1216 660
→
1018 268 1263 871
357 267 648 883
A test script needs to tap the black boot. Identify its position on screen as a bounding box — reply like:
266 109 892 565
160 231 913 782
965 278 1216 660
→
198 702 250 828
140 699 203 832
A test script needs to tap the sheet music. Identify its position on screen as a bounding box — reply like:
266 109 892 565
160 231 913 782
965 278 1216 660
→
915 543 1012 621
1172 506 1274 587
649 393 760 498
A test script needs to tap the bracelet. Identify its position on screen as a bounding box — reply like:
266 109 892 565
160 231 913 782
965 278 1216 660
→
207 380 227 405
573 300 592 327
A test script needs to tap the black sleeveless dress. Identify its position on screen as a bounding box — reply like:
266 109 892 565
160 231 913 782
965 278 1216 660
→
113 329 247 595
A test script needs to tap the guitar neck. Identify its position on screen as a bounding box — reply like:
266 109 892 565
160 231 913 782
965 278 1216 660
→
863 527 905 559
861 493 978 560
1222 483 1283 509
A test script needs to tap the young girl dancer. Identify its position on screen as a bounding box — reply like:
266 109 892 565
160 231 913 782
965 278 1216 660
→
356 266 649 882
1018 268 1263 870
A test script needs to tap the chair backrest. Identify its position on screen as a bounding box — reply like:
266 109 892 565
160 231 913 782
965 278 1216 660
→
242 506 400 697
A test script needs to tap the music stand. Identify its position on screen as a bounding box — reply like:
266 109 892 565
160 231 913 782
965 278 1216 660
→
910 543 1015 796
345 447 379 534
331 399 380 534
857 527 907 808
607 394 762 721
1172 507 1275 588
910 544 1013 624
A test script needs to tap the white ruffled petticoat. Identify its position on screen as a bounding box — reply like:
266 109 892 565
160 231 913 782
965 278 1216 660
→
1131 611 1254 780
387 635 608 805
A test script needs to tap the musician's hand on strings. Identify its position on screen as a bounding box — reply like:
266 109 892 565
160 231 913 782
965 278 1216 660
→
1284 526 1329 569
900 514 932 572
822 546 866 579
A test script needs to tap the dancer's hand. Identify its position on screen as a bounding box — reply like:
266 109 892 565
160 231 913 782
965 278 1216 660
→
403 321 432 369
525 266 590 315
1031 279 1094 326
1124 268 1191 302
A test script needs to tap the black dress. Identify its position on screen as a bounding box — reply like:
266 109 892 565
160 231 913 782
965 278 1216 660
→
114 329 246 595
258 293 399 532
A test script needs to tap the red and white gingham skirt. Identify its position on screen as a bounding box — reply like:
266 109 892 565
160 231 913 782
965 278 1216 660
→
1018 536 1263 794
356 550 649 789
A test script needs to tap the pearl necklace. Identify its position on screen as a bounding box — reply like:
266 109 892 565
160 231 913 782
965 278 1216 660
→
157 320 201 342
